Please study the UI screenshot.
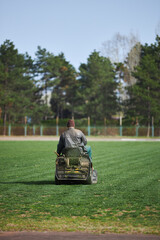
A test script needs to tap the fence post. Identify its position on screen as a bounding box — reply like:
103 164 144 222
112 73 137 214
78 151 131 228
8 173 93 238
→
120 126 122 136
8 124 11 136
40 125 43 136
56 116 59 136
56 125 59 136
88 117 90 136
152 126 154 137
152 117 154 137
120 115 122 136
104 117 107 136
136 126 139 137
24 125 27 136
33 125 36 136
136 117 139 137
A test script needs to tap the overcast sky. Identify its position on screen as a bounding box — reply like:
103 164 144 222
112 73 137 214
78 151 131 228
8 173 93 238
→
1 0 160 69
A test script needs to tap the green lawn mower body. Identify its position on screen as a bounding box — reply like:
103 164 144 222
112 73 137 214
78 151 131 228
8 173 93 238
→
55 147 97 184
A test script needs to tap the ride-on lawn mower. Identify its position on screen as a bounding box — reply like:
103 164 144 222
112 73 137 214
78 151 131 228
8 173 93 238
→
55 147 98 184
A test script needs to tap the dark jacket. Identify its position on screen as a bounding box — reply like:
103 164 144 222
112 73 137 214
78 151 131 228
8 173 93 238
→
57 127 87 155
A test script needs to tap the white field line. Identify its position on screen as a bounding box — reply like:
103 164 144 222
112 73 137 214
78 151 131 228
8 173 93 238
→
121 138 160 142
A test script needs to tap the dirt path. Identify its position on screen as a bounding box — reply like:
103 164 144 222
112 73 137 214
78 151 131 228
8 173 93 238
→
0 232 160 240
0 136 160 141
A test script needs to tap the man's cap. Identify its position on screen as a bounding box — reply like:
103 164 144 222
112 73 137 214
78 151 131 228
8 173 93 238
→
67 119 75 128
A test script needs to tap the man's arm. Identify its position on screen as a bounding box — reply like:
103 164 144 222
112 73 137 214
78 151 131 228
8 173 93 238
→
57 134 64 155
81 132 87 145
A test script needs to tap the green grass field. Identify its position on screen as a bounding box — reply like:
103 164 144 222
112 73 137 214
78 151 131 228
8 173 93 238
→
0 141 159 234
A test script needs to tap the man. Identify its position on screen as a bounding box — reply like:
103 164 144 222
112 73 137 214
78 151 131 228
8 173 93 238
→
57 119 92 159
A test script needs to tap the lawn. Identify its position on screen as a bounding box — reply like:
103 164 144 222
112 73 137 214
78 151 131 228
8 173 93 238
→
0 141 159 234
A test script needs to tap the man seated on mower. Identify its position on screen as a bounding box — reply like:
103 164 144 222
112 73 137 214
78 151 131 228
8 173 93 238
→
57 119 92 160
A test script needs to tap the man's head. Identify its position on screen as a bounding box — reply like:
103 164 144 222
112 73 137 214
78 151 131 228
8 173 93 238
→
67 119 75 128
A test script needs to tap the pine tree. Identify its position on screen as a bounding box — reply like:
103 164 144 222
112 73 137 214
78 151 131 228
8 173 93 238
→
79 51 118 123
0 40 46 133
50 55 77 118
0 40 32 133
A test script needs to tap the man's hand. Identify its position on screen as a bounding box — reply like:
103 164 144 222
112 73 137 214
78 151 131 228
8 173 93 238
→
54 151 59 157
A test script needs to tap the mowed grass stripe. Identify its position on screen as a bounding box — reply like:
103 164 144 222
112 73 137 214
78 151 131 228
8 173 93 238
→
93 142 159 200
93 142 159 171
0 141 160 234
0 141 55 179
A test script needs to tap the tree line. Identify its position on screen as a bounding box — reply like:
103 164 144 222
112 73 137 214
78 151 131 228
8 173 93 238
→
0 36 160 134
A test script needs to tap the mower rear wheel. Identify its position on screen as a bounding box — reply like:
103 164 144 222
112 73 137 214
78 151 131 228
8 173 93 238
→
55 175 61 185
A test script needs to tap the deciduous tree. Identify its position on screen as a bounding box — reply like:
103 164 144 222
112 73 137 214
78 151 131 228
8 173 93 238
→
125 36 160 135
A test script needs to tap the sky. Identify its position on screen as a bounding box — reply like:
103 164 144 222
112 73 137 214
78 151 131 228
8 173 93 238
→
0 0 160 70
